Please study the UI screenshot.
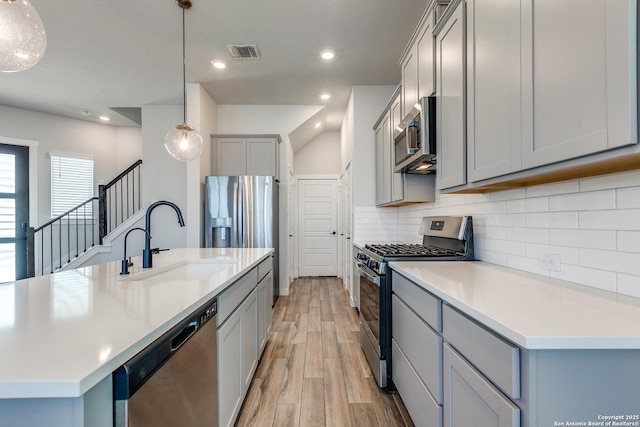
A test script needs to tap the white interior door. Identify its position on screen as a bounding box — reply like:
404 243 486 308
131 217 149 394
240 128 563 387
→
297 178 338 277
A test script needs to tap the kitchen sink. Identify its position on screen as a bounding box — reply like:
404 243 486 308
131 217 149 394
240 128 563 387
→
120 259 240 282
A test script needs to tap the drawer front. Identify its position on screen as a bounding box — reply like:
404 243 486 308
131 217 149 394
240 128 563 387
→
392 339 443 427
257 256 272 282
218 267 258 326
442 305 520 399
392 294 443 403
443 344 520 427
392 271 442 331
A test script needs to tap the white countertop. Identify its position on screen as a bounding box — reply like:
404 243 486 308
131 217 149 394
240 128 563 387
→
389 261 640 350
0 248 272 399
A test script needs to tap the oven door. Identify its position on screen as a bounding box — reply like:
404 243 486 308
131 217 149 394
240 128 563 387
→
355 259 388 388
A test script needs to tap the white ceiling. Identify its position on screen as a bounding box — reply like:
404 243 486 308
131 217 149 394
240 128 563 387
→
1 0 428 147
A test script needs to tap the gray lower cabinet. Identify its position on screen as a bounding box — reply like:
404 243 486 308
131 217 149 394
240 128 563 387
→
258 270 273 354
392 339 442 427
392 270 640 427
218 301 244 427
218 259 273 427
218 287 259 427
391 271 444 427
443 343 520 427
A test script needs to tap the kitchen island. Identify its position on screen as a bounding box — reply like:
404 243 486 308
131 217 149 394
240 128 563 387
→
389 261 640 427
0 247 273 427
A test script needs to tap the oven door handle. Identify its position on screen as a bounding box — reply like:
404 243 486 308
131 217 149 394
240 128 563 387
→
357 263 380 286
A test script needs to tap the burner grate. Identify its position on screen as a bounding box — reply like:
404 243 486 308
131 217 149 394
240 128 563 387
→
365 243 462 258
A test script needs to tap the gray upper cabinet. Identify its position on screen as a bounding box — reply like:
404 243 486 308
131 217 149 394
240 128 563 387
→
390 95 404 202
374 87 436 207
432 0 637 191
213 135 281 179
521 0 637 169
466 0 522 182
401 49 418 121
435 1 466 190
375 109 392 205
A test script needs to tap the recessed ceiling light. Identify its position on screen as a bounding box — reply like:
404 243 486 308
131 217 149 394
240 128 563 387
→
320 49 335 60
79 110 91 116
314 122 322 129
99 116 110 122
320 93 331 100
211 60 226 69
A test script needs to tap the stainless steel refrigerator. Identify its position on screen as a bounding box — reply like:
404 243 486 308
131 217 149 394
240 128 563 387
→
204 176 278 303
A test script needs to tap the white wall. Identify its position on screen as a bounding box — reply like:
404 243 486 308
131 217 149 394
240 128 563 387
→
355 169 640 298
186 83 218 248
294 132 341 175
0 105 141 227
140 105 188 250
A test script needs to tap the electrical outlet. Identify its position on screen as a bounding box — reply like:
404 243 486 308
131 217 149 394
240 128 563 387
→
538 253 561 272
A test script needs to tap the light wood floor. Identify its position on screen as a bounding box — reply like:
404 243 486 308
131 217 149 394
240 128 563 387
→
236 277 414 427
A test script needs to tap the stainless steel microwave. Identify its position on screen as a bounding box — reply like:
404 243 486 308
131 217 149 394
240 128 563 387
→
393 94 436 174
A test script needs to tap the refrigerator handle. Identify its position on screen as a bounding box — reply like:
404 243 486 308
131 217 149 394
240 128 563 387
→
233 181 240 248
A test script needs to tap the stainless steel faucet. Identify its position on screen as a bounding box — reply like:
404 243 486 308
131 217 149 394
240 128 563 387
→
142 201 185 268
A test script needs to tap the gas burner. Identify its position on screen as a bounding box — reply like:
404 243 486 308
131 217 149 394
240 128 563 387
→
364 243 462 258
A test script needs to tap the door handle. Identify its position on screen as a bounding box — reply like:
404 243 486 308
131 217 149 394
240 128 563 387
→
331 231 336 235
21 222 28 232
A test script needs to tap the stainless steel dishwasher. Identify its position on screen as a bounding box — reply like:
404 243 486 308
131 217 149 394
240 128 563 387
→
113 298 218 427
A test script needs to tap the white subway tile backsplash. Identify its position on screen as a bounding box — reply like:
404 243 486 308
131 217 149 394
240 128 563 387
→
617 231 640 253
617 273 640 298
579 209 640 230
525 212 578 229
580 249 640 276
579 170 640 192
617 186 640 209
490 188 527 202
506 254 543 275
550 229 616 251
489 239 526 256
374 169 640 297
550 264 617 293
549 190 616 212
525 180 579 197
525 243 579 265
505 197 549 213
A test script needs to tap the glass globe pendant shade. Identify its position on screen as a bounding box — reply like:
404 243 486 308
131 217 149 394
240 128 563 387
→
0 0 47 72
164 123 204 162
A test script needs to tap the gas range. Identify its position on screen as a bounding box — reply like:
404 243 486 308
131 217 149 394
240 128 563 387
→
356 216 474 274
355 215 473 390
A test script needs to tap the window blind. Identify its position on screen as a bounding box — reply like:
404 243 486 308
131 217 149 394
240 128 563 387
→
50 154 94 218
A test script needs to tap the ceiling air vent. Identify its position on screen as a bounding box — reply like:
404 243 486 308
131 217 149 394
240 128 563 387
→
227 44 261 60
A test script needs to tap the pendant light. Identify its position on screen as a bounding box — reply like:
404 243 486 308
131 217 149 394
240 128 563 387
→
0 0 47 72
164 0 203 162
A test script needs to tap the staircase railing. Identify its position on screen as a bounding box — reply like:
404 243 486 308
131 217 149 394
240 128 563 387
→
98 159 143 243
26 159 142 277
27 197 99 277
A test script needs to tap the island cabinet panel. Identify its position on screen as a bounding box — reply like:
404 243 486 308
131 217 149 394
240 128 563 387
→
466 0 522 182
240 288 259 395
216 258 271 427
436 0 466 190
521 0 637 169
443 344 520 427
218 306 244 427
258 270 273 355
